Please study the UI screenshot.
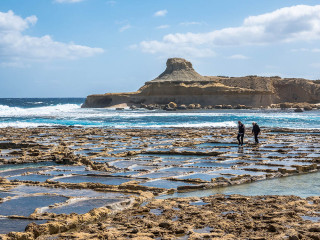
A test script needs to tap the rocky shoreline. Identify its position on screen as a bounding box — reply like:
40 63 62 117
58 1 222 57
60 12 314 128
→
0 126 319 239
127 101 320 112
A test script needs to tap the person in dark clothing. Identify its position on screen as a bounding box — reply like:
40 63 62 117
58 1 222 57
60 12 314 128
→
252 122 261 144
237 121 245 146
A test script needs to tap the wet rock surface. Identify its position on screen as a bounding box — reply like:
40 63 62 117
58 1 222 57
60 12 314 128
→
0 126 319 239
7 195 320 240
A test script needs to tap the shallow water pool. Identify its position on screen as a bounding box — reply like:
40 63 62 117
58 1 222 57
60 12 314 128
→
0 218 47 234
158 171 320 199
55 175 132 185
45 198 123 215
0 195 67 216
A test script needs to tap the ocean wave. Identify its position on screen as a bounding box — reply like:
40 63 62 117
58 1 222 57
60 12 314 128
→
112 121 238 128
0 122 57 128
0 104 81 117
1 104 317 120
26 101 43 104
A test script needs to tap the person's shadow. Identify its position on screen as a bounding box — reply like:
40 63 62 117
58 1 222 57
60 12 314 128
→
238 146 244 154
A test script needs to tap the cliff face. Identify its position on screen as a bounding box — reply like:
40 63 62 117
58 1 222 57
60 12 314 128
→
82 58 320 108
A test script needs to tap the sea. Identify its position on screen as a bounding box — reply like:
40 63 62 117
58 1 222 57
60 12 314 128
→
0 98 319 129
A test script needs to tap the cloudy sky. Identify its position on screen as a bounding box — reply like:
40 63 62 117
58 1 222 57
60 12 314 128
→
1 0 320 97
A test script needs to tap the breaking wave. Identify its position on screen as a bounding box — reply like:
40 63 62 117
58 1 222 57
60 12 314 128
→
0 99 319 129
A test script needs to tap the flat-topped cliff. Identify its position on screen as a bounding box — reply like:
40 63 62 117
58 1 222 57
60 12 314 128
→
82 58 320 108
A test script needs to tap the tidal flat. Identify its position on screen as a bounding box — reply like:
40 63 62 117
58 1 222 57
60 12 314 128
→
0 126 320 239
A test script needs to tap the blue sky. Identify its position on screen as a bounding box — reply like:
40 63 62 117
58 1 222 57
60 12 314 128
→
0 0 320 97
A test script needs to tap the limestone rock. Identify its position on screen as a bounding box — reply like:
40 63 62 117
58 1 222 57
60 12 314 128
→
280 103 291 109
188 104 196 109
177 104 187 110
151 58 208 82
167 102 177 109
82 58 320 108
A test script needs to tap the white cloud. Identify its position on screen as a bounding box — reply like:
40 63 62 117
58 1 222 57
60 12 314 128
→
139 40 215 58
138 5 320 58
107 1 116 6
291 48 320 52
179 21 204 26
156 25 170 29
119 24 131 32
0 10 104 66
54 0 84 3
154 9 168 17
291 48 309 52
311 62 320 68
228 54 249 60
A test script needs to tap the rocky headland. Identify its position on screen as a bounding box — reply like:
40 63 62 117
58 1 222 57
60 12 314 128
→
82 58 320 110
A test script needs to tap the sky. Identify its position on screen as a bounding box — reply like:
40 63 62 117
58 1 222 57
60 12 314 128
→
0 0 320 97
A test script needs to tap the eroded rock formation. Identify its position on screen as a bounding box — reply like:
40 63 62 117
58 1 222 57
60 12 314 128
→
82 58 320 108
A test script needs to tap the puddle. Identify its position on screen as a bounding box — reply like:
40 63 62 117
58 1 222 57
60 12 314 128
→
8 174 53 182
0 218 47 234
0 162 56 171
75 148 104 156
267 132 320 135
92 157 121 163
222 211 235 215
178 173 221 182
55 175 133 185
212 169 266 176
0 195 67 216
301 215 320 222
150 208 163 216
193 226 213 233
0 192 14 198
158 171 320 199
190 160 238 168
130 165 157 171
197 143 238 148
140 179 197 189
109 160 146 169
0 149 21 154
0 167 50 177
243 165 279 170
139 172 180 179
54 165 86 171
44 198 123 215
307 153 320 158
190 200 208 206
111 171 138 177
0 155 17 160
159 167 205 173
140 154 206 161
172 216 179 221
221 153 245 158
9 185 125 199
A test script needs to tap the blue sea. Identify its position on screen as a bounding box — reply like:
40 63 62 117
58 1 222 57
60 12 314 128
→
0 98 319 129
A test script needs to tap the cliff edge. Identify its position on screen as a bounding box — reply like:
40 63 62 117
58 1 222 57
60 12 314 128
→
82 58 320 108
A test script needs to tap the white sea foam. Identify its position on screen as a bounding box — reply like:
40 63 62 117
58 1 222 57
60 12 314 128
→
0 122 56 128
112 121 238 128
0 104 316 120
0 104 81 118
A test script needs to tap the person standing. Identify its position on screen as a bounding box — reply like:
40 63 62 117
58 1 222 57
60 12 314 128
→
237 121 245 146
252 122 261 144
